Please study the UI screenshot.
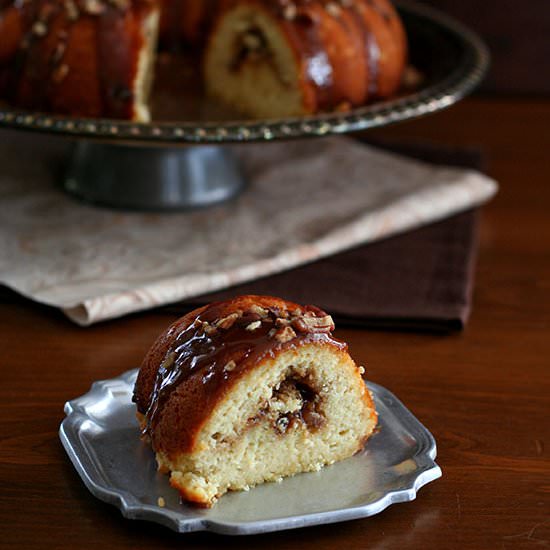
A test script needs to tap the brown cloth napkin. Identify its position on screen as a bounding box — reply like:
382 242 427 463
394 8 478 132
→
174 142 483 332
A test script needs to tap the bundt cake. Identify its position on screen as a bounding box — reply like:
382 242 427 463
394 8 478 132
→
0 0 407 121
133 295 378 507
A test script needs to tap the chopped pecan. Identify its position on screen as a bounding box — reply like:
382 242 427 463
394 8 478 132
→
249 305 269 318
214 312 240 330
273 326 296 343
270 306 289 319
245 320 262 331
196 319 216 335
292 314 334 333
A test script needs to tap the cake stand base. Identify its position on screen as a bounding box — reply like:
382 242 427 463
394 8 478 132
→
64 142 246 211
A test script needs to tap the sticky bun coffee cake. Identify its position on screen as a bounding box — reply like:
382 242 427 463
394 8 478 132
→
133 295 377 507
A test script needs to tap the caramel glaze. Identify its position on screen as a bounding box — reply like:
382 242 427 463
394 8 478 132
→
282 0 407 109
133 295 347 459
0 0 156 119
225 0 407 112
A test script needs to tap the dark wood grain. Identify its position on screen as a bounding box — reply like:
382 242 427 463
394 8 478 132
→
1 98 549 549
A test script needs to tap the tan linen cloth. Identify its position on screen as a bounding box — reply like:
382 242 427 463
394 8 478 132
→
0 131 497 325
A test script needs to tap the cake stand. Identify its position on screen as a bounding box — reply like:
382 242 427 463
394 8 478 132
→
0 0 489 211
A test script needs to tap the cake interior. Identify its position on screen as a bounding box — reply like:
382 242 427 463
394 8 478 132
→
204 5 307 119
134 8 160 122
156 343 376 506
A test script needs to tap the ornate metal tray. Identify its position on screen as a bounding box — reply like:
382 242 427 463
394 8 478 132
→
59 369 442 535
0 0 489 209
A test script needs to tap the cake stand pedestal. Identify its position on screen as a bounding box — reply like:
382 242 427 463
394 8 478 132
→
65 142 244 210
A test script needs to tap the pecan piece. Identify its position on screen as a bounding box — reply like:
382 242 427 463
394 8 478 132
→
245 320 262 331
249 305 269 318
273 326 296 343
195 319 216 335
292 314 334 333
214 312 240 330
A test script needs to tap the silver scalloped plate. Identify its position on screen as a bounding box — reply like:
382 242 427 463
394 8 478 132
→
59 369 441 535
0 0 488 144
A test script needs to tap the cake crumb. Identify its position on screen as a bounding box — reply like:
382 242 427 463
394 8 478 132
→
157 497 166 507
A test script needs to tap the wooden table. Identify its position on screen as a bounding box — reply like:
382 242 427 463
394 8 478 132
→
1 98 549 549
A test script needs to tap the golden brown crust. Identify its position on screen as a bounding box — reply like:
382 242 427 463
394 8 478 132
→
133 295 346 458
0 0 156 119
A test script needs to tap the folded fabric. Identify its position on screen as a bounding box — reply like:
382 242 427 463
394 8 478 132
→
0 130 497 325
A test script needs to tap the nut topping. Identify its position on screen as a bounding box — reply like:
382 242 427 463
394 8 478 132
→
249 305 269 318
200 321 217 335
245 320 262 331
292 314 334 333
273 326 296 343
214 312 240 330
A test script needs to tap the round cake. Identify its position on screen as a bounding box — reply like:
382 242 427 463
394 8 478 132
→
133 295 377 507
0 0 407 120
